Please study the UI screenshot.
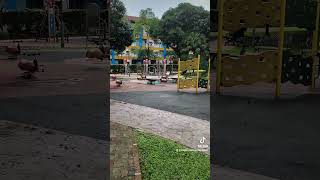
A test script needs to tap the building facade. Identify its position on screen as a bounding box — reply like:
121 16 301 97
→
111 15 173 65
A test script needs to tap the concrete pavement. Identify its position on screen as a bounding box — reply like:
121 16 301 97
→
212 94 320 180
110 99 278 180
0 120 108 180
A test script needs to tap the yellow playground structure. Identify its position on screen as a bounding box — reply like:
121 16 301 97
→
177 55 211 94
215 0 320 98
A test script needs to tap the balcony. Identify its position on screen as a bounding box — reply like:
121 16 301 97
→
128 45 174 51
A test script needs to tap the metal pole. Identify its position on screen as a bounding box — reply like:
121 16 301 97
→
86 7 88 49
60 2 65 48
311 0 320 89
275 0 287 98
196 55 200 94
48 8 51 42
216 0 224 94
207 58 211 92
148 42 150 60
164 59 166 76
171 59 173 74
177 58 181 92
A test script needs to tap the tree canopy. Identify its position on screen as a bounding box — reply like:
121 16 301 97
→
157 3 210 60
110 0 133 52
133 8 160 39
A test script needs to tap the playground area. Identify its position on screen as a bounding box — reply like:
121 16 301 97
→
110 55 211 94
213 0 320 99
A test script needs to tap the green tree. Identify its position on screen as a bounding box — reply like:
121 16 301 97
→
110 0 133 53
133 8 160 39
0 0 4 9
148 17 161 38
132 8 161 60
131 46 158 60
158 3 210 59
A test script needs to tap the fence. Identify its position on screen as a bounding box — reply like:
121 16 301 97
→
110 64 179 75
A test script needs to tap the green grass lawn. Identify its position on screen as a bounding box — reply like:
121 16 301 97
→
134 130 210 180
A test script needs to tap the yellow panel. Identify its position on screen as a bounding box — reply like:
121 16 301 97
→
221 51 278 87
180 58 199 71
179 78 198 89
223 0 281 32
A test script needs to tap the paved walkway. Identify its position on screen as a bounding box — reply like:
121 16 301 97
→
0 60 106 98
212 93 320 180
0 120 107 180
110 99 210 154
110 99 278 179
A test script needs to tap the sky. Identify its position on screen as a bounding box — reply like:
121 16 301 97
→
121 0 210 18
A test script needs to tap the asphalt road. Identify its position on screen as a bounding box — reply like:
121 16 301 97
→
110 91 210 121
0 93 108 140
212 94 320 180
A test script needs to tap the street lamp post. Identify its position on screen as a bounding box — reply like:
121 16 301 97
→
170 57 173 74
59 1 65 48
147 41 154 75
126 50 130 77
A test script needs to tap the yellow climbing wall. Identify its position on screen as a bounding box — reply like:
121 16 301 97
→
221 51 278 87
223 0 281 32
178 58 200 89
179 77 198 89
180 58 199 71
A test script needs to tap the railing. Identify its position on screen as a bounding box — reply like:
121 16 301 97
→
110 64 179 74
